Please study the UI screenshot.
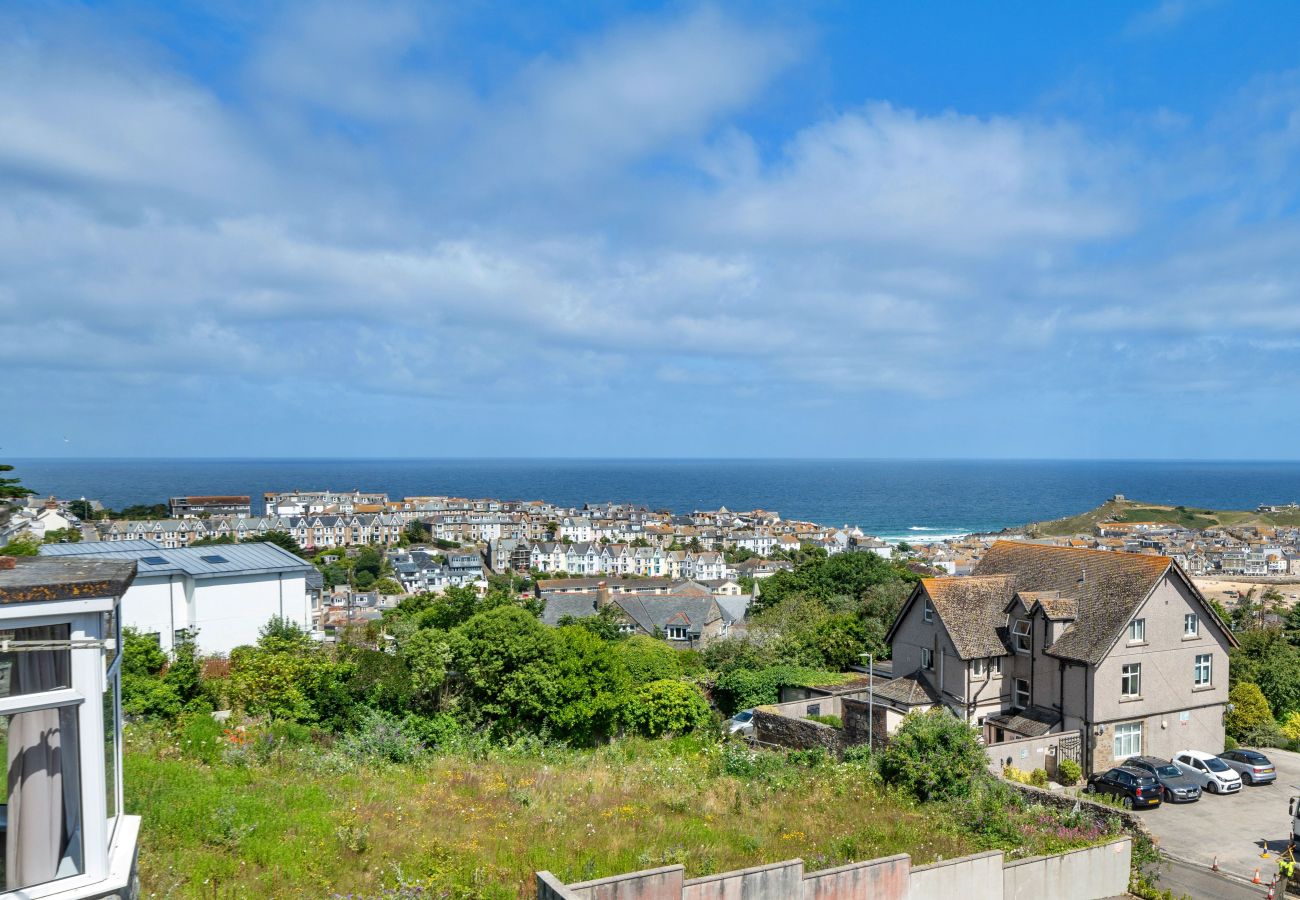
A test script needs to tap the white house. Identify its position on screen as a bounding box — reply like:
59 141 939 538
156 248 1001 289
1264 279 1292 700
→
0 554 141 898
39 539 313 654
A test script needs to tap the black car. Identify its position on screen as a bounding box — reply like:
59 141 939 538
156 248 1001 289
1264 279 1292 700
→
1084 766 1162 809
1124 756 1202 803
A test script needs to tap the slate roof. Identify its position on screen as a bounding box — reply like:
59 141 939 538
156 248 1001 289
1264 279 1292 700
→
985 705 1061 738
872 670 940 707
540 591 721 636
973 541 1175 665
39 540 313 580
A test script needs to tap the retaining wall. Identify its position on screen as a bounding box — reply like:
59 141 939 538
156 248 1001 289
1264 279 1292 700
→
537 838 1132 900
985 731 1080 778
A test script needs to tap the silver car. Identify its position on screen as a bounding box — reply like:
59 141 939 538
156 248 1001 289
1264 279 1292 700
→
1218 749 1277 785
726 709 755 737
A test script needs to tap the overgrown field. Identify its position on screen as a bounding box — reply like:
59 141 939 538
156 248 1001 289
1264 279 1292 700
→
127 721 1122 899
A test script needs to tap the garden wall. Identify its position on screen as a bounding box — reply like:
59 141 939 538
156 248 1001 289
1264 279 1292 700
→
985 731 1080 778
538 838 1132 900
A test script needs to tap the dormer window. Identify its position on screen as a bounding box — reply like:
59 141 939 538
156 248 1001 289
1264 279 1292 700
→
1012 619 1031 653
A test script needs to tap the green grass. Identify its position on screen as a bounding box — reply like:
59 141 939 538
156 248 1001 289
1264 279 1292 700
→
1025 497 1300 537
125 724 1122 899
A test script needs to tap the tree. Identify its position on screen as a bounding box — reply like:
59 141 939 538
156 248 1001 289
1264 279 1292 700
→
623 680 712 737
67 499 96 521
546 626 631 744
615 635 682 684
373 577 404 595
1231 628 1300 718
252 530 304 556
879 708 987 802
448 606 558 731
42 527 82 544
1225 681 1276 743
0 464 35 500
0 533 41 556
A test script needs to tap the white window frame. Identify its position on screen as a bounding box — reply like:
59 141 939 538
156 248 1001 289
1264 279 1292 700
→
1014 678 1030 709
666 625 688 641
1127 618 1146 643
1121 662 1142 698
1012 619 1031 654
1184 613 1199 637
989 656 1002 677
972 657 986 678
1114 722 1142 758
921 647 934 671
1194 653 1212 687
922 598 933 623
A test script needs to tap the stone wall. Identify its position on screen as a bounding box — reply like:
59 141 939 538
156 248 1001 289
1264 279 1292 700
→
752 708 846 754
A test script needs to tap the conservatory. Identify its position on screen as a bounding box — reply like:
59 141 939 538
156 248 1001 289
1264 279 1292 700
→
0 555 139 900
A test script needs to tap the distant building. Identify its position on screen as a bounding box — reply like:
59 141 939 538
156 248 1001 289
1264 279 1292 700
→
169 495 251 518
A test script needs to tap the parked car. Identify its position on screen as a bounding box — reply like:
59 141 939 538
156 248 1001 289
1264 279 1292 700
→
1172 749 1243 794
726 709 755 737
1218 749 1277 785
1084 766 1162 809
1123 756 1203 803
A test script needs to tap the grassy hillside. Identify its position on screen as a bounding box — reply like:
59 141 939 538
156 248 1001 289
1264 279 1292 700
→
126 724 1120 899
1023 497 1300 538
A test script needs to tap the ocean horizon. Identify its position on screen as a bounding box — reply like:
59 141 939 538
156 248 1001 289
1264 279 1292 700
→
11 457 1300 542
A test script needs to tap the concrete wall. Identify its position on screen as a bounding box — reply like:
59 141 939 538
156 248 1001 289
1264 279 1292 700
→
1002 840 1131 900
537 838 1133 900
565 865 685 900
682 860 803 900
910 851 1004 900
985 730 1081 778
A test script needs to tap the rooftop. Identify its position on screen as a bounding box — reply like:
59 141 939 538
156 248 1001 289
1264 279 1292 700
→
38 540 312 579
0 556 137 604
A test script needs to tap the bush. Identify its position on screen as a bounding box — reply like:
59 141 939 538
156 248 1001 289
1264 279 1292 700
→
806 713 842 728
623 680 712 737
880 709 986 802
1029 768 1049 788
615 635 682 685
1224 735 1239 751
337 709 424 763
178 712 225 765
1225 682 1276 742
1057 758 1082 786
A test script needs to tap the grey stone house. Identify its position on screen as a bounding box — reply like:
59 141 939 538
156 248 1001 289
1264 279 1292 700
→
885 540 1237 773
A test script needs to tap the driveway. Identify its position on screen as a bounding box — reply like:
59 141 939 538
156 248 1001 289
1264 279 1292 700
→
1140 746 1300 883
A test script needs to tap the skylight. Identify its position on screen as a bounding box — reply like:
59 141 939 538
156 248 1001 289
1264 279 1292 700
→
200 555 229 564
141 556 169 565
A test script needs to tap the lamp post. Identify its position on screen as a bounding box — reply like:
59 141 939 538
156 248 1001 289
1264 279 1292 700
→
859 651 874 751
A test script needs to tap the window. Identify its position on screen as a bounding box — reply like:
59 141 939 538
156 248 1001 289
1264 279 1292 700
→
922 598 933 623
1184 613 1199 637
1128 618 1146 643
199 554 229 564
921 647 934 670
1114 722 1142 758
1122 662 1142 697
1014 678 1030 708
1012 619 1031 653
1194 653 1212 686
972 658 986 678
990 656 1002 676
666 626 688 641
807 703 821 717
617 623 636 635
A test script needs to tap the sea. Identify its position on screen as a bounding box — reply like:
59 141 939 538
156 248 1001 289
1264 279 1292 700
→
10 458 1300 543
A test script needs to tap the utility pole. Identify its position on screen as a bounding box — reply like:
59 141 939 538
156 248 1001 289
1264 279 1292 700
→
860 651 874 751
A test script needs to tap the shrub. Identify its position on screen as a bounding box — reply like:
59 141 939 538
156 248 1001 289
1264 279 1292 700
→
1224 735 1239 751
336 709 424 763
615 635 682 685
880 708 986 802
806 713 842 728
178 712 225 765
624 680 712 737
1225 682 1275 741
1057 758 1082 786
1029 768 1049 788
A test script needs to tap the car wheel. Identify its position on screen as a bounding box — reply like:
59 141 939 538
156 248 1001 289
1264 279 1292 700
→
1244 773 1254 785
1207 781 1218 794
1122 796 1134 809
1164 788 1173 803
1083 784 1095 794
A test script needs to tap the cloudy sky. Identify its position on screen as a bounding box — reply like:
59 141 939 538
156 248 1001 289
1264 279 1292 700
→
5 0 1300 459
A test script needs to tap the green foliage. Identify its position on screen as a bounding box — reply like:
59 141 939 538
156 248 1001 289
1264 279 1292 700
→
712 665 849 716
67 499 96 520
1028 768 1049 788
1230 631 1300 717
400 628 452 712
0 463 36 500
623 680 712 737
373 577 404 595
1056 758 1081 786
114 503 170 520
557 604 627 641
807 713 843 728
122 628 168 677
879 709 987 802
448 606 558 732
615 635 682 684
0 533 41 556
228 622 355 726
1225 681 1275 741
336 709 424 763
178 712 225 765
253 530 305 556
41 527 82 543
751 550 918 613
545 626 632 744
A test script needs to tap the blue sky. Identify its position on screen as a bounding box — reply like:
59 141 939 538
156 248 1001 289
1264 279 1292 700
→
5 0 1300 459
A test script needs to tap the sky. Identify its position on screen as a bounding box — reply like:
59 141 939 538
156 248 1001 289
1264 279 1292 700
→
5 0 1300 459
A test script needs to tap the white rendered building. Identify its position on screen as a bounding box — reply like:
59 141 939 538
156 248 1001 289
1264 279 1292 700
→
39 540 312 654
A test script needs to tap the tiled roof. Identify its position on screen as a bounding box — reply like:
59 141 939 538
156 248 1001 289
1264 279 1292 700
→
916 575 1017 660
986 705 1061 738
873 671 940 707
973 540 1173 665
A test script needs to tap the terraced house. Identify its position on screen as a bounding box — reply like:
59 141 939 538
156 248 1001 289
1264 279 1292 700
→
886 541 1236 774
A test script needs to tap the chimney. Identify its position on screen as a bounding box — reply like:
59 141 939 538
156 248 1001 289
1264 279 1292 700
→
0 556 16 571
45 495 59 511
596 580 610 609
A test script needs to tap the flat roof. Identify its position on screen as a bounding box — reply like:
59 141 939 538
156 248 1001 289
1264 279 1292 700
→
0 557 137 604
39 541 312 580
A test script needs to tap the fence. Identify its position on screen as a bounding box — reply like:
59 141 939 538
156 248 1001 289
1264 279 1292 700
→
538 837 1132 900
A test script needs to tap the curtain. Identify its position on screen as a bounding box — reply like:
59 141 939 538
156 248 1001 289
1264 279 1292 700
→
5 626 79 890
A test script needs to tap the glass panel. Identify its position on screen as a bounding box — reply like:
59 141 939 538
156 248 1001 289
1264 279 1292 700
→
0 625 72 699
104 683 117 832
103 606 121 675
0 706 84 890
